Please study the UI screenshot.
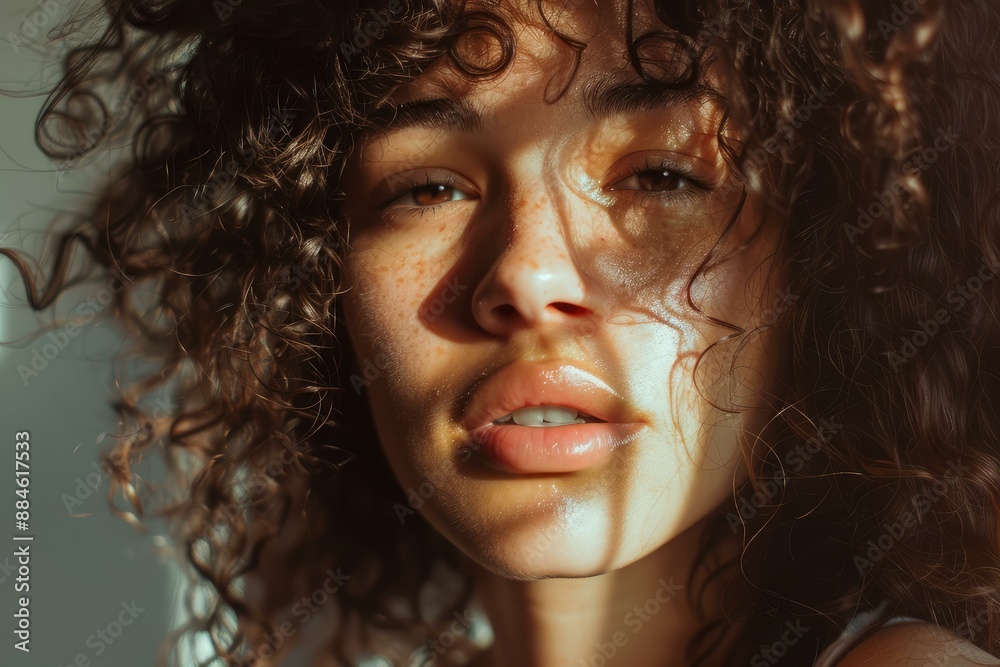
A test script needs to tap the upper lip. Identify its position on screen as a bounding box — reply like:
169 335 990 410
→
461 359 644 430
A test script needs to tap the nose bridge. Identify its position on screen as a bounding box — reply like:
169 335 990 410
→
504 139 588 259
472 148 608 333
509 178 573 252
504 153 586 278
496 98 600 246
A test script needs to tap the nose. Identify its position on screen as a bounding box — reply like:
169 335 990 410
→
471 193 609 336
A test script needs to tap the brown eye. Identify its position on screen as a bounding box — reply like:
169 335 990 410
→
412 184 460 206
635 169 683 192
610 167 690 193
385 177 475 209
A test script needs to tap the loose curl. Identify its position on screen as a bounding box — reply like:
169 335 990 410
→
4 0 1000 665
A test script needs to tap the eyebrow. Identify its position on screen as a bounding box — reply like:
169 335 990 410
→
366 79 709 134
583 78 710 117
366 97 483 134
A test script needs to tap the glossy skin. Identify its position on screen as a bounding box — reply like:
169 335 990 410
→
837 622 1000 666
339 1 784 665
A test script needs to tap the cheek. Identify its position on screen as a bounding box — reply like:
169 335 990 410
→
588 201 748 319
342 245 437 350
341 247 447 415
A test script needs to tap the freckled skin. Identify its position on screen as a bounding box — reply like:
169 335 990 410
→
338 1 785 665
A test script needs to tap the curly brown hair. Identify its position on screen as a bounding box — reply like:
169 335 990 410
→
4 0 1000 665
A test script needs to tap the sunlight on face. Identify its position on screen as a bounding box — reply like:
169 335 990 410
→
339 0 784 579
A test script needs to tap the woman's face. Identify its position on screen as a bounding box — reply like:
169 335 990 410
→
340 0 784 578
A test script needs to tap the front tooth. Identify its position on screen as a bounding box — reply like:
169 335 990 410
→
508 405 583 426
512 407 547 426
543 406 580 423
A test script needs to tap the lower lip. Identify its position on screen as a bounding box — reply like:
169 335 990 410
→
465 422 645 474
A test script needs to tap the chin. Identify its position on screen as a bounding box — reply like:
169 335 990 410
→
429 497 675 580
462 538 638 581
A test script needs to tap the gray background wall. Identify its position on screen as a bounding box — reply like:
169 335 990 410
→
0 0 190 665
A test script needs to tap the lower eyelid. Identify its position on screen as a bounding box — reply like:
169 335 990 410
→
628 189 701 206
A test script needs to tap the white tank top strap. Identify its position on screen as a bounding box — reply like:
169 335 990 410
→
812 599 926 667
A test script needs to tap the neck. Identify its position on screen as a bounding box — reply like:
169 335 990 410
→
462 513 744 667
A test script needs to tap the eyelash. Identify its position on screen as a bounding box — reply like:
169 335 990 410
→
606 157 707 206
381 173 470 214
379 158 708 213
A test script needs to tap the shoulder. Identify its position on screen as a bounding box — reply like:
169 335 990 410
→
835 620 1000 666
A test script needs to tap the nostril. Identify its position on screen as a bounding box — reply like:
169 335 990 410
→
551 303 588 316
492 303 518 320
